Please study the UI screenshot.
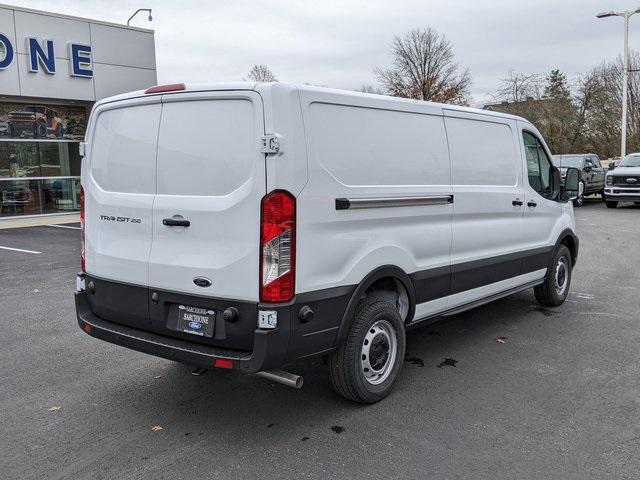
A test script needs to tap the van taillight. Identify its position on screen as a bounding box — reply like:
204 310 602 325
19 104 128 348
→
260 190 296 303
80 185 85 272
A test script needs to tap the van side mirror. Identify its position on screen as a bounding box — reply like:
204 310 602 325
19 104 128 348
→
561 167 580 201
608 162 616 170
583 165 592 173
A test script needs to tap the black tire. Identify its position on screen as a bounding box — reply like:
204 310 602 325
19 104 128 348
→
34 121 47 138
572 183 585 207
601 189 607 202
606 200 618 209
328 299 406 403
534 245 572 307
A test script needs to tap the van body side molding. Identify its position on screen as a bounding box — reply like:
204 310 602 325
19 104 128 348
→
335 195 453 210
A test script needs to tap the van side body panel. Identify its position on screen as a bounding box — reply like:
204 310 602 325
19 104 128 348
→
296 89 453 297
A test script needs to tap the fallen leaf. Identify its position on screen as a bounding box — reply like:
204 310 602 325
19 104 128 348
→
495 337 507 344
33 289 40 294
48 406 61 412
150 425 163 432
153 375 162 379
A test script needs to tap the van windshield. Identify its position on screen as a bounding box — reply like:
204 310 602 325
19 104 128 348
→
554 156 583 168
619 155 640 167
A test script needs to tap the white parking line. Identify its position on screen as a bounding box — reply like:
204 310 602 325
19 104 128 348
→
47 224 81 230
0 245 42 254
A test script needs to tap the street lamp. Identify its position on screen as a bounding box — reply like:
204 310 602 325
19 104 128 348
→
127 8 153 27
597 7 640 158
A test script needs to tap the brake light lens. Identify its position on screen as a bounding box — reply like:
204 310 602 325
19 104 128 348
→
260 190 296 303
214 358 234 369
144 83 186 94
80 185 85 272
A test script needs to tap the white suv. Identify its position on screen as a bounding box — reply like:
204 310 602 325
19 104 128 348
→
604 153 640 208
76 82 581 403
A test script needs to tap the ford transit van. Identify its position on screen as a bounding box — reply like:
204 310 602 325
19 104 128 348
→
75 82 581 403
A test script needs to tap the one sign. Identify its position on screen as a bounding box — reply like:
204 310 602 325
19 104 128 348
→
0 34 93 78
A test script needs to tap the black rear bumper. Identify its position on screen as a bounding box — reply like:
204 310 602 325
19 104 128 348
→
76 290 284 372
75 275 354 372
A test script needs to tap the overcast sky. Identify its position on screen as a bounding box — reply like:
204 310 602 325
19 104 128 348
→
8 0 640 105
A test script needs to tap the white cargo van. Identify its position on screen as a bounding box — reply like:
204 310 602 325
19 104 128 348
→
76 82 581 403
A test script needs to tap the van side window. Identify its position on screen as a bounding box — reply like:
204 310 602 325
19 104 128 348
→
523 131 553 198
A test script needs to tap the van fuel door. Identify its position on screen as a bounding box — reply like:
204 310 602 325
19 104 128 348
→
261 134 282 155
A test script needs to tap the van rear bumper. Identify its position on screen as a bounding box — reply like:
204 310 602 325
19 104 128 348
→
75 275 354 372
76 290 286 373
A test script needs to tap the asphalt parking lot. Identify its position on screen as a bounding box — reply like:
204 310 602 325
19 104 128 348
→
1 201 640 480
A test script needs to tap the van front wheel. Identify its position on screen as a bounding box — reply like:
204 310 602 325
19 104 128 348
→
534 245 572 307
328 300 405 403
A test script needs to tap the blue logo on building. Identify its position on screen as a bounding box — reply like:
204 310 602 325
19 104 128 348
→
0 34 93 78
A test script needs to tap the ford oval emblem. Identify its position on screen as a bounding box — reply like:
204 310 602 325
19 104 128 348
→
188 321 202 330
626 178 638 184
193 277 212 288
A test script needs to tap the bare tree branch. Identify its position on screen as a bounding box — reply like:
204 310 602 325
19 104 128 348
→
374 28 471 105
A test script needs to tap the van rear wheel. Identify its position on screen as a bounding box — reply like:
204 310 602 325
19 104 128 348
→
328 299 405 403
534 245 572 307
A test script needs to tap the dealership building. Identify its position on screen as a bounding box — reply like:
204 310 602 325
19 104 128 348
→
0 4 156 219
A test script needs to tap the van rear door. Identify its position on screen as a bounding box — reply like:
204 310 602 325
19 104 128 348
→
148 91 266 302
85 97 161 287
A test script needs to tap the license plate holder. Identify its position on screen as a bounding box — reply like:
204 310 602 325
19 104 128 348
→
177 305 215 337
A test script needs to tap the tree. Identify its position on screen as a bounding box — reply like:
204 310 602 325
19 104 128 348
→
358 85 384 95
246 64 277 82
544 69 571 101
494 71 542 103
374 27 471 105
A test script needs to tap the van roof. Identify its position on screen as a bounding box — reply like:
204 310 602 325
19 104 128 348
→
96 81 527 123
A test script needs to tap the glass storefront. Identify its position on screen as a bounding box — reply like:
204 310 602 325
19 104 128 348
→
0 141 82 217
0 101 87 218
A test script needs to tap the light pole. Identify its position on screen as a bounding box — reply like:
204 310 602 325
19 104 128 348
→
597 8 640 159
127 8 153 27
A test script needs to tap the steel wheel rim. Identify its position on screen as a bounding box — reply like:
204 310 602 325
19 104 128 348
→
361 319 397 385
554 256 569 295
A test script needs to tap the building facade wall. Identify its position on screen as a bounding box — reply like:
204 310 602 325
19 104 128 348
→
0 4 157 219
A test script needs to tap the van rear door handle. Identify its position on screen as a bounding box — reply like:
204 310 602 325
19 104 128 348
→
512 200 523 206
162 218 190 227
527 201 537 207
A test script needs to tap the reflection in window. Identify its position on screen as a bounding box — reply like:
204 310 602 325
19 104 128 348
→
523 132 554 198
0 178 80 217
0 141 80 178
0 142 40 178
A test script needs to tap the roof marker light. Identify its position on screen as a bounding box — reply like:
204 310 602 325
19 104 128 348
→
145 83 186 94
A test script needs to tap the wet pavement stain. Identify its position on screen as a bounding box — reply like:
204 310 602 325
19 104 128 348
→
437 358 458 368
331 425 345 434
267 423 275 428
405 356 425 367
532 307 557 317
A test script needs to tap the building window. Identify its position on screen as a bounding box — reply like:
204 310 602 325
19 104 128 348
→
0 101 87 218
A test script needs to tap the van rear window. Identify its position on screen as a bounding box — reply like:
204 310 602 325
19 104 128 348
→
90 103 161 194
155 99 257 196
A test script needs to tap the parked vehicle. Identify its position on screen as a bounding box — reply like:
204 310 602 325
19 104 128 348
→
604 153 640 208
8 106 64 138
75 82 581 403
552 154 606 207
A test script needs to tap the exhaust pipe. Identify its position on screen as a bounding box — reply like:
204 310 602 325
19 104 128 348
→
255 369 304 389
